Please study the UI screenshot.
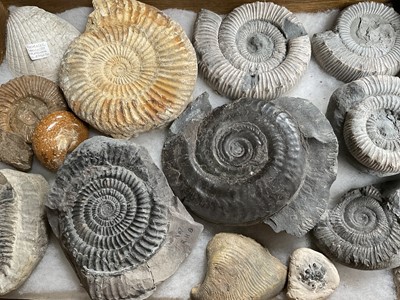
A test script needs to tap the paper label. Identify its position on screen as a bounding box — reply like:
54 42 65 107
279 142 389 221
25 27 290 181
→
25 42 50 60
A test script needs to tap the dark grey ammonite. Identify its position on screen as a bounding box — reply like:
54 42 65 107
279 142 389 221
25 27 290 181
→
313 183 400 270
47 136 169 274
327 75 400 176
162 93 338 236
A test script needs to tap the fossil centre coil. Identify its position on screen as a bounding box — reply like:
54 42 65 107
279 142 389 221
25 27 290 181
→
193 2 311 101
162 92 338 237
59 0 198 139
327 75 400 176
312 1 400 82
46 136 203 300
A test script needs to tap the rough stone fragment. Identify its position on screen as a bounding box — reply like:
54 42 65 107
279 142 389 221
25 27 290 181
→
191 233 287 300
0 169 49 295
47 136 203 300
0 129 32 171
287 248 340 300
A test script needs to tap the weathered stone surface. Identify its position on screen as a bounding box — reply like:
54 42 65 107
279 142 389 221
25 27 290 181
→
287 248 340 300
162 92 338 236
191 233 287 300
47 136 203 300
0 169 49 295
0 129 32 171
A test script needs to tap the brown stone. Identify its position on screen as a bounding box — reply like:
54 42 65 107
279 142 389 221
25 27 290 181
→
0 1 7 64
32 111 89 172
0 129 32 171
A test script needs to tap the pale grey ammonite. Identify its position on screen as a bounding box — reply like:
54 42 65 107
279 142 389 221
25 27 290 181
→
313 184 400 270
327 75 400 176
162 93 338 236
312 2 400 82
0 75 67 143
60 0 197 138
193 2 311 100
46 136 204 299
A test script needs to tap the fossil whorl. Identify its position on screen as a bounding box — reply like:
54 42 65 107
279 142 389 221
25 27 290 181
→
162 93 338 236
193 2 311 100
0 76 67 143
6 6 80 82
313 185 400 270
47 136 203 300
327 75 400 176
59 0 197 138
191 233 287 300
0 169 49 295
312 2 400 82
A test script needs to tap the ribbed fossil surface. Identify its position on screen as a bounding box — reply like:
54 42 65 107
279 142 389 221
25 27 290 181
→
327 75 400 176
314 184 400 270
60 0 197 138
6 6 79 82
193 2 311 100
312 2 400 82
191 233 287 300
162 93 338 236
47 136 203 300
0 169 49 295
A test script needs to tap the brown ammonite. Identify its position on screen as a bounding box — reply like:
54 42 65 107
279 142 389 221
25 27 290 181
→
59 0 197 138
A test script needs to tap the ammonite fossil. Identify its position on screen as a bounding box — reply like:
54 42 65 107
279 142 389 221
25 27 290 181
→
287 248 340 300
327 75 400 176
32 111 89 172
162 92 338 236
193 2 311 100
6 6 80 82
0 130 32 171
0 75 67 143
312 2 400 82
47 136 203 300
191 233 287 300
0 169 49 295
313 184 400 270
59 0 197 138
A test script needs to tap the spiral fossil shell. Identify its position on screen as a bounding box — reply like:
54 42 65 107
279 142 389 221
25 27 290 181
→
193 2 311 100
59 0 197 138
47 136 203 300
312 2 400 82
0 75 67 143
0 169 49 295
162 92 338 236
191 233 287 300
6 6 80 82
327 75 400 176
313 184 400 270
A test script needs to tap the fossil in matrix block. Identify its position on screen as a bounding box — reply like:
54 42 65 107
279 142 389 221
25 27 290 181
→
162 93 338 236
6 6 79 82
59 0 197 138
47 136 203 300
191 233 287 300
327 75 400 176
312 2 400 82
0 75 67 143
193 2 311 100
0 169 49 295
313 182 400 270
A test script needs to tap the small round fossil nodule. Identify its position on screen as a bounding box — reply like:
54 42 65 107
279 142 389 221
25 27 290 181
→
32 111 89 172
312 2 400 82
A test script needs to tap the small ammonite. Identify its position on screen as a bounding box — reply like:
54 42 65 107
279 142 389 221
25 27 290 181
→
0 75 67 143
312 2 400 82
193 2 311 100
47 136 203 300
162 92 338 236
60 0 197 138
32 111 89 172
313 184 400 270
327 75 400 176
